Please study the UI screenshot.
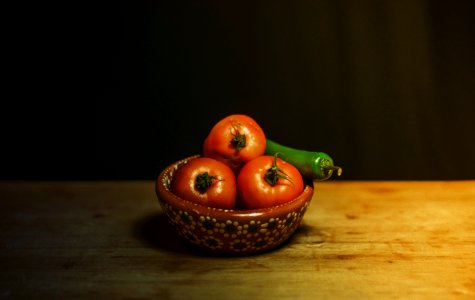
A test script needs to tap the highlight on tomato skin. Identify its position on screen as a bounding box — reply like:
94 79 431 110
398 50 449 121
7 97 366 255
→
203 114 266 174
236 155 304 210
170 157 237 209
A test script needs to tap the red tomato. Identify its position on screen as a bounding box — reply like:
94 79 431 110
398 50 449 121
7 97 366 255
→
203 114 266 173
237 155 304 209
171 157 236 209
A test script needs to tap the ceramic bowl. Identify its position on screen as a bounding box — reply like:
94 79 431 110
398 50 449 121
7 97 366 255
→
155 155 314 255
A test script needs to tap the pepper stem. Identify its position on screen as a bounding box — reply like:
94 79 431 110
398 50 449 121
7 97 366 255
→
323 165 343 177
265 153 293 186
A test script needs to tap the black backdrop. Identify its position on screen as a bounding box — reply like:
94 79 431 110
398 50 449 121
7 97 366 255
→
3 1 475 180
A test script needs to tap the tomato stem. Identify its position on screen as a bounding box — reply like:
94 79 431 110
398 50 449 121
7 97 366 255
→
265 153 293 186
230 123 246 151
195 172 218 192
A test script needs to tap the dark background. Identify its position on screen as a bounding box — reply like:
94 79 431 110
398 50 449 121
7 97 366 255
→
3 0 475 180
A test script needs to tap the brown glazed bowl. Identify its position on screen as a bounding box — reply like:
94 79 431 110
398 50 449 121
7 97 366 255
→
155 155 314 255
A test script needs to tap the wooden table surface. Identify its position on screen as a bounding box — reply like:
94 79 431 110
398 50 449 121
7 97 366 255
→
1 180 474 299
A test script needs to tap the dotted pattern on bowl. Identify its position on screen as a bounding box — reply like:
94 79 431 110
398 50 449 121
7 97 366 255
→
160 201 310 254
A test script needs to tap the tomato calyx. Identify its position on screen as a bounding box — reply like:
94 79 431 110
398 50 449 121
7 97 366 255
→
264 153 293 186
195 172 219 192
230 131 246 151
230 123 246 151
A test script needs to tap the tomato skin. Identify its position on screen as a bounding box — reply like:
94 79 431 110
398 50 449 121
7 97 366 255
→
171 157 236 209
203 114 266 174
237 156 304 209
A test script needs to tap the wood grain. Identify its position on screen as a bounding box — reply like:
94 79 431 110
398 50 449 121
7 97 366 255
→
1 181 474 299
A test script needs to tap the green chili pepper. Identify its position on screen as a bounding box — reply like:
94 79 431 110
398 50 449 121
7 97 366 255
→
265 139 342 181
